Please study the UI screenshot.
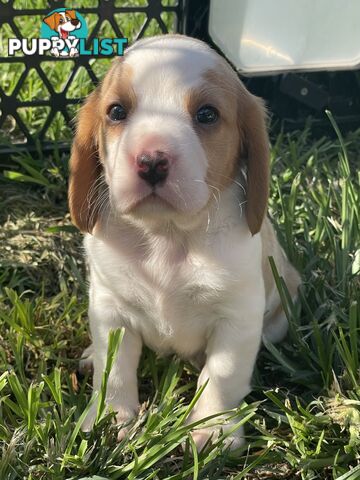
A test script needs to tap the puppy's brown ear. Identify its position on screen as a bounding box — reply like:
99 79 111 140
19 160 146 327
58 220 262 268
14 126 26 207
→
68 90 102 233
65 9 77 20
240 93 270 236
43 12 59 31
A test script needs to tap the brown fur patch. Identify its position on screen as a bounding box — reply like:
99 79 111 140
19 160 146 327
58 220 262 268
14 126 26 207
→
185 61 270 235
240 94 270 235
43 12 61 31
68 61 134 232
185 68 239 192
100 62 136 118
68 90 101 233
65 9 77 20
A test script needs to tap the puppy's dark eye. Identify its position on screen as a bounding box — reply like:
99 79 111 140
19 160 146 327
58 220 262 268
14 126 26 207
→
59 18 64 24
196 105 219 125
108 104 127 122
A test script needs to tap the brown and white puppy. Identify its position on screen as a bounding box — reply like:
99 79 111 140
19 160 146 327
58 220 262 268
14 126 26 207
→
43 9 81 57
68 35 300 450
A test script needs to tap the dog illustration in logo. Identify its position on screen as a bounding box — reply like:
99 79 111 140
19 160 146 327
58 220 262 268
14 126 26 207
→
43 10 81 57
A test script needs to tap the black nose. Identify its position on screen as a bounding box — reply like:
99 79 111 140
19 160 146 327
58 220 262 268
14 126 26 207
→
137 151 169 187
71 19 79 26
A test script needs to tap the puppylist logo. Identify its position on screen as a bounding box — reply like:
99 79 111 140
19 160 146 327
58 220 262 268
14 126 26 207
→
8 8 127 57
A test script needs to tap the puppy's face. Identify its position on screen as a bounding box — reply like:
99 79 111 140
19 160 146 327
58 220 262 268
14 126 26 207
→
69 35 269 234
101 38 234 221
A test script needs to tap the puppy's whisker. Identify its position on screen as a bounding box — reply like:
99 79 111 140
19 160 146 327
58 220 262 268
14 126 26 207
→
206 168 247 195
193 179 221 211
168 180 188 209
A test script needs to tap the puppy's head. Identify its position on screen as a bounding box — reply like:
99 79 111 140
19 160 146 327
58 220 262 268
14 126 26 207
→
43 10 80 36
68 35 269 235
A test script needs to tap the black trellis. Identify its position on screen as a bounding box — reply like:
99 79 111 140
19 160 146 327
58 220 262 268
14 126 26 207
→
0 0 186 155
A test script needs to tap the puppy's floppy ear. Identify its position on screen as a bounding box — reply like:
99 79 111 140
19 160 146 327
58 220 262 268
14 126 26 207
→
43 12 60 31
239 93 270 236
65 9 77 20
68 90 102 233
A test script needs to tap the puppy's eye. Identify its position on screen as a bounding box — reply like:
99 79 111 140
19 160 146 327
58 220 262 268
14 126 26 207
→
59 18 64 24
196 105 219 125
108 104 127 122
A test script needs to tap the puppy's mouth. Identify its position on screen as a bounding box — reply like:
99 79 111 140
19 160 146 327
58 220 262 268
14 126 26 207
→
120 190 175 216
135 192 173 209
59 28 69 39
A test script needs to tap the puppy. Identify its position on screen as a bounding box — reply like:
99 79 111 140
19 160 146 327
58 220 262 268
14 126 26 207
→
43 9 81 57
68 35 300 450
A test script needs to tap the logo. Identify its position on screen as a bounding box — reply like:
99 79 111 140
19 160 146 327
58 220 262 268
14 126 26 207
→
8 8 127 57
41 8 87 57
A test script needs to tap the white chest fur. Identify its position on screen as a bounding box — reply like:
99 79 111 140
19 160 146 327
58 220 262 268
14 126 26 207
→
84 194 264 359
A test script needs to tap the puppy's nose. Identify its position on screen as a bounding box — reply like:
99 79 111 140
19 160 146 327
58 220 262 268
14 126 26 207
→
136 151 169 186
71 19 79 26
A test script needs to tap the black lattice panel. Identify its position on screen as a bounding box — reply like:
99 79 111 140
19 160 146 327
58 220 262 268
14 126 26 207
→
0 0 184 153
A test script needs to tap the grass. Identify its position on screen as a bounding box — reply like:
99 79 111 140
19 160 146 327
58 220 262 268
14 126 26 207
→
1 2 360 479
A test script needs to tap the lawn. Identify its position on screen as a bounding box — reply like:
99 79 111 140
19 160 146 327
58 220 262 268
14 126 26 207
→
1 2 360 480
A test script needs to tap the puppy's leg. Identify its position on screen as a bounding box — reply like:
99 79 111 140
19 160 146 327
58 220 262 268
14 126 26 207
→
187 297 264 451
82 303 142 439
68 37 79 57
51 47 60 57
261 218 301 343
79 343 94 374
263 307 289 343
263 262 301 343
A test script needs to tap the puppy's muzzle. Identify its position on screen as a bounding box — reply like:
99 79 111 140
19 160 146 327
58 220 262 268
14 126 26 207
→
137 151 169 187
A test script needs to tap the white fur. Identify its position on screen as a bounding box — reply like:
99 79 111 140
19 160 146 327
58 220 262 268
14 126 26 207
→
78 36 297 449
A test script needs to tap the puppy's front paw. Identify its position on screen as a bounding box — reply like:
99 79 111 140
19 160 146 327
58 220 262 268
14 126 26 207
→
222 429 245 450
78 344 94 374
114 406 138 441
190 424 245 452
191 428 215 451
81 401 97 432
81 400 137 441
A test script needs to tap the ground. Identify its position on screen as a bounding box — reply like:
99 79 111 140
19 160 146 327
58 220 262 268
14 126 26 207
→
0 1 360 479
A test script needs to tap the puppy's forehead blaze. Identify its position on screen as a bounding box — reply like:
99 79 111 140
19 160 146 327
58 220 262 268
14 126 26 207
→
123 39 218 96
